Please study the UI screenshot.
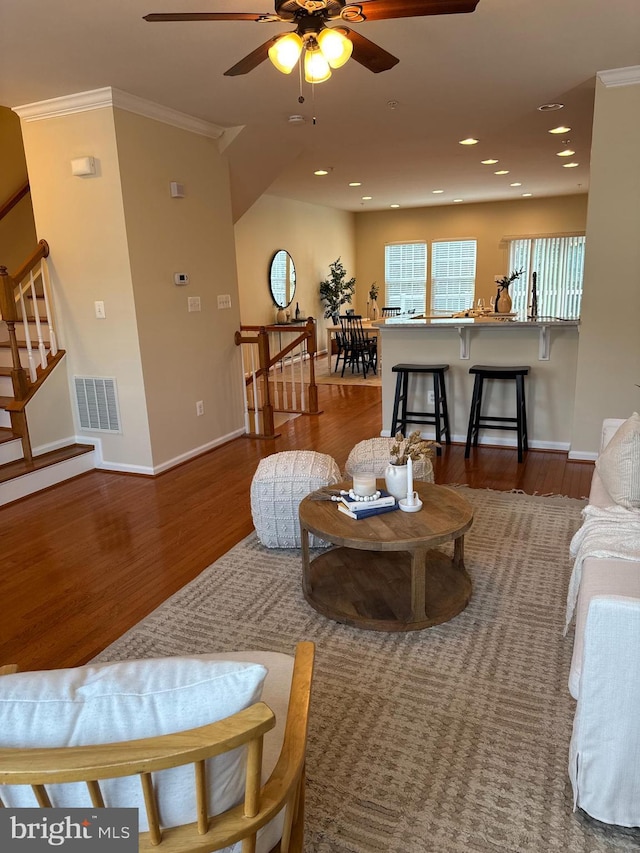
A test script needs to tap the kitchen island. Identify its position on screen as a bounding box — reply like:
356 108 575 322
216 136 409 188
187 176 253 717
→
374 315 580 451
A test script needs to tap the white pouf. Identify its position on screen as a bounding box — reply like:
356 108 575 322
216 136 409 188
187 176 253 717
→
251 451 341 548
345 437 434 483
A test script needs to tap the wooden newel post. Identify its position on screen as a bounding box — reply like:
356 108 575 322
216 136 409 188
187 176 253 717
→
305 317 319 414
257 326 276 439
0 265 29 400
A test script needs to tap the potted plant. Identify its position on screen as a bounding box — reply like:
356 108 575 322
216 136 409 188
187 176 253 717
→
319 258 356 323
385 431 439 499
494 267 524 314
369 281 379 319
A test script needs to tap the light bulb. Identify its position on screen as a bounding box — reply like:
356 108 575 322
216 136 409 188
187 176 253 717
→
304 48 331 83
317 28 353 69
268 32 303 74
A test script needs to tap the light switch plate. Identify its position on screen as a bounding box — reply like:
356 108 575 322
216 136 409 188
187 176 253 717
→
217 294 232 310
188 296 201 313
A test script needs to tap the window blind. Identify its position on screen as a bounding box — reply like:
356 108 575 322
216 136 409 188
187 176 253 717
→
431 240 477 313
384 242 427 313
508 235 585 318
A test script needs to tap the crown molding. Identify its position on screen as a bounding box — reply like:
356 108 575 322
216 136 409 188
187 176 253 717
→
597 66 640 88
13 87 226 139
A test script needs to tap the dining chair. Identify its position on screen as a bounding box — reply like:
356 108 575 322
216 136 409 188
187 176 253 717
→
340 315 377 378
381 307 401 317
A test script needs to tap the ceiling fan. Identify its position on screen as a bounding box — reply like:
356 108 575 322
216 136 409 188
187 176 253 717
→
144 0 480 83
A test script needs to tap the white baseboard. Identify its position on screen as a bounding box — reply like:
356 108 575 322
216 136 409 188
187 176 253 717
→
379 428 570 452
568 450 599 461
151 427 246 474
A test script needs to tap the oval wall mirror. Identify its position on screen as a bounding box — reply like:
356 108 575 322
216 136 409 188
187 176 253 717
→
269 250 296 308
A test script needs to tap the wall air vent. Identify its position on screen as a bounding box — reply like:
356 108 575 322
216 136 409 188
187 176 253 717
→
74 376 121 433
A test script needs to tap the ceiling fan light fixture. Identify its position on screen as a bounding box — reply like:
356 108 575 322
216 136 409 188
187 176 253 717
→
268 32 303 74
317 27 353 69
304 45 332 83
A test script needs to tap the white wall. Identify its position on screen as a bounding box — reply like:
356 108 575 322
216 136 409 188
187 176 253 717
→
114 108 245 470
571 68 640 454
234 194 356 342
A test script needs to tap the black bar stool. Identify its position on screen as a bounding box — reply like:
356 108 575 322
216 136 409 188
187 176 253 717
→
464 365 530 463
390 364 451 455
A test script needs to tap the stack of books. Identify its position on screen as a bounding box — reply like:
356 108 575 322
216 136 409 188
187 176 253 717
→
337 490 398 520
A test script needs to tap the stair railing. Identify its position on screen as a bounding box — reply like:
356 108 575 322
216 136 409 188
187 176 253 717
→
234 317 319 439
0 240 63 464
0 239 53 395
0 181 29 224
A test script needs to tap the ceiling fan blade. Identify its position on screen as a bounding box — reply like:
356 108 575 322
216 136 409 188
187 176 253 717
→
347 0 479 22
143 12 269 22
343 28 399 73
224 38 278 76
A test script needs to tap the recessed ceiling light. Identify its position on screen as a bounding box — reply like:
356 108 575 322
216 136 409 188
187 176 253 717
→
348 181 362 187
548 126 571 134
459 137 479 145
563 162 579 168
494 170 510 175
481 159 498 165
453 198 463 203
361 196 372 200
557 149 575 157
537 103 564 112
432 189 444 194
390 204 400 208
314 169 329 176
522 192 533 197
510 182 522 187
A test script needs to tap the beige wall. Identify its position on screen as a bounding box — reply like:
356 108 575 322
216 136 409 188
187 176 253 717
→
234 194 356 340
113 109 244 469
0 107 37 273
354 195 588 312
19 107 153 469
572 72 640 454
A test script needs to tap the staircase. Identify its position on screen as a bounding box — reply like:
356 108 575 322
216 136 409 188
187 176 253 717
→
0 240 95 506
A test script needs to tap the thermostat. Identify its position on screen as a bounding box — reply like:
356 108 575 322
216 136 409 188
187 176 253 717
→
174 273 189 286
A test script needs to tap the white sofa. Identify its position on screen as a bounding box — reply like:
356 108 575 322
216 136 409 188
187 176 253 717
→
567 415 640 827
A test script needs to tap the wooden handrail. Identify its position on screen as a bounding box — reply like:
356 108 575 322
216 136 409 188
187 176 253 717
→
11 238 49 285
0 181 29 223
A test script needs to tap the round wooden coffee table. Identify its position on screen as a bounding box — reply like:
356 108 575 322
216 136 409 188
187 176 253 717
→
299 481 474 631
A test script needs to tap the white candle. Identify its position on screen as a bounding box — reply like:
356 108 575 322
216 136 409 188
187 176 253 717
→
353 473 377 497
406 456 413 501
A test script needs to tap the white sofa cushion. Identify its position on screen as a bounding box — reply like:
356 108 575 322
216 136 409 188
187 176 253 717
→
568 557 640 699
594 412 640 509
569 596 640 827
0 656 267 832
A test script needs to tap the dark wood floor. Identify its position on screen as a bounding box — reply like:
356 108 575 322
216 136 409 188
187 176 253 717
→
0 383 593 672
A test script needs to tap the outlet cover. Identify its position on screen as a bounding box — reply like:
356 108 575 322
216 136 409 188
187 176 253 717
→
196 400 204 416
427 390 435 405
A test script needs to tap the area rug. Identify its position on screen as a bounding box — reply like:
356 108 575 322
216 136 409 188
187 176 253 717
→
95 488 640 852
312 355 381 388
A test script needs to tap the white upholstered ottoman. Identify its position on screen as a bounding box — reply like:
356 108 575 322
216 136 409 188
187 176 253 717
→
345 437 434 483
251 450 341 548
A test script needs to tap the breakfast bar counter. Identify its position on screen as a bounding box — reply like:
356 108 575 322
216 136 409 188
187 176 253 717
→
374 315 580 451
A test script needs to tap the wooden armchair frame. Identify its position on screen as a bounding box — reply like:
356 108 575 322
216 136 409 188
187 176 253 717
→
0 643 315 853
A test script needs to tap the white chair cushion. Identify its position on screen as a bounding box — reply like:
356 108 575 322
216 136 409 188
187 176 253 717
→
594 412 640 509
0 656 267 833
345 437 434 483
251 450 341 548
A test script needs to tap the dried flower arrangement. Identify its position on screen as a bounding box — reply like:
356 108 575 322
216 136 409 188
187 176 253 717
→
389 430 439 465
494 267 524 290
